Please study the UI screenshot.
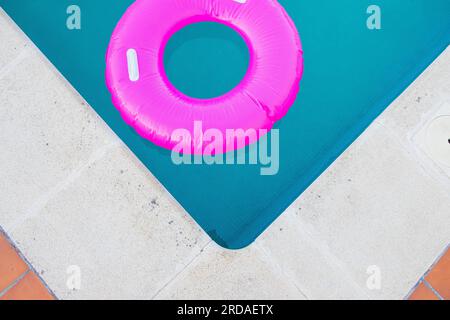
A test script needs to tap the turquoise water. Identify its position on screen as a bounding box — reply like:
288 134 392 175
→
1 0 448 248
165 22 250 99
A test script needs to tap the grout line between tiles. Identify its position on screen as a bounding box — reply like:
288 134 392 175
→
0 225 58 299
374 119 450 199
422 278 444 301
0 47 29 80
422 243 450 279
404 244 449 299
298 219 370 299
262 216 370 299
0 269 30 298
151 240 212 300
254 242 309 300
5 141 121 233
404 280 420 300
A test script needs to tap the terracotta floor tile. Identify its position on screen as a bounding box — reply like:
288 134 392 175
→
425 248 450 299
0 272 54 300
408 282 440 300
0 234 28 292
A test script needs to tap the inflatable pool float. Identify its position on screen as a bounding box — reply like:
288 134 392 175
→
105 0 303 154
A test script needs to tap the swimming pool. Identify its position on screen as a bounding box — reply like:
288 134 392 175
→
1 0 449 249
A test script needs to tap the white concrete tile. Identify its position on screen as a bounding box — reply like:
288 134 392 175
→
377 48 450 139
412 102 450 183
0 47 118 228
155 242 306 300
375 47 450 194
257 212 368 300
9 145 210 299
263 122 450 300
0 8 29 74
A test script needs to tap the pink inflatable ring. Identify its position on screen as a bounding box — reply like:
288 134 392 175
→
106 0 303 154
